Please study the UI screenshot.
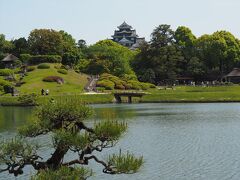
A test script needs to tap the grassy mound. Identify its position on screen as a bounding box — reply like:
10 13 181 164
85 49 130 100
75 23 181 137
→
18 64 88 95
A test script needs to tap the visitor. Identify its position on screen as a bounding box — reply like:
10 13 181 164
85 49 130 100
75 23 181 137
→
46 89 49 95
41 89 45 96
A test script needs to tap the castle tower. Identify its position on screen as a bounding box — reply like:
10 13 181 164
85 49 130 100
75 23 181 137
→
112 21 145 49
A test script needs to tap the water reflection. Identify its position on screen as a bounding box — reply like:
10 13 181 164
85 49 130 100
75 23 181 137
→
1 103 240 180
0 106 34 132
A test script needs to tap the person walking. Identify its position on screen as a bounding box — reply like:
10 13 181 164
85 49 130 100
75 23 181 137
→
41 89 45 96
45 89 49 95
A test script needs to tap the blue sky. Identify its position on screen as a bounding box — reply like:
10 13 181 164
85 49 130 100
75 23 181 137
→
0 0 239 44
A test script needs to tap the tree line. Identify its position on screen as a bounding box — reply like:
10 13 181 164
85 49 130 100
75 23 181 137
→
1 25 240 84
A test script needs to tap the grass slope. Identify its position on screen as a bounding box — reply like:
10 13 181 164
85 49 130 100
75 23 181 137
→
18 64 88 95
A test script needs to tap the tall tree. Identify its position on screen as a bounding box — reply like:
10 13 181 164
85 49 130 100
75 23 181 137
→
138 25 184 82
150 24 175 48
11 37 29 56
28 29 64 55
84 40 136 76
0 34 14 56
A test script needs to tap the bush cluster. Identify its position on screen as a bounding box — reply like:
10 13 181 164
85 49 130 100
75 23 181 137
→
0 79 13 93
57 69 68 75
27 66 36 72
0 79 12 92
96 73 155 90
37 63 50 69
20 54 62 64
0 69 14 76
43 76 64 84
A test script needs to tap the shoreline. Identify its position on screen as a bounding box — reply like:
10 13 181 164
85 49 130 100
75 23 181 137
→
1 99 240 107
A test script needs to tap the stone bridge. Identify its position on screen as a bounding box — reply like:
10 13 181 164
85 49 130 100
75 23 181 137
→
113 91 147 103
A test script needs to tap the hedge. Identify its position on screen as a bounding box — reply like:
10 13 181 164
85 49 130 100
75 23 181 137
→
97 73 156 90
57 69 68 75
96 80 115 90
0 79 13 93
27 66 36 72
20 54 62 64
37 63 50 69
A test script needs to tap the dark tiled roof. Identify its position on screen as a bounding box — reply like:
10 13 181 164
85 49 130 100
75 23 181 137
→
118 21 132 29
2 54 18 62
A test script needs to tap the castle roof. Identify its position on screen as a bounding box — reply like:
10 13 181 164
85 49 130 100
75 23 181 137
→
118 21 132 30
119 37 133 44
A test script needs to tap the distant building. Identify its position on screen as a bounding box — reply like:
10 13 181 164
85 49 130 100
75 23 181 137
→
225 68 240 83
1 54 19 69
112 21 145 50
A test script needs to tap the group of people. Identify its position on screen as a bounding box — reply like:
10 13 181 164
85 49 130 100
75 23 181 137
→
41 89 49 96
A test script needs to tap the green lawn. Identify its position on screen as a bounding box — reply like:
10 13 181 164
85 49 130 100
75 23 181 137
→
142 85 240 102
2 63 239 105
18 64 89 95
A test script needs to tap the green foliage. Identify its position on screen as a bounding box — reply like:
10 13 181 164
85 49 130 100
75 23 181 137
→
12 60 22 68
108 151 143 174
0 69 14 76
20 54 31 63
36 100 93 130
53 130 89 150
0 138 39 169
28 29 64 55
96 87 105 92
97 80 115 90
12 37 29 56
132 24 184 83
29 55 62 64
62 51 81 66
0 99 143 178
94 120 127 141
85 40 136 76
127 80 141 90
97 73 154 90
0 79 11 87
0 79 12 93
17 93 38 106
0 34 14 53
32 166 93 180
37 63 50 69
42 76 64 83
27 66 36 72
57 69 68 75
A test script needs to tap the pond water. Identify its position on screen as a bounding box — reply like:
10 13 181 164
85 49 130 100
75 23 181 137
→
1 103 240 180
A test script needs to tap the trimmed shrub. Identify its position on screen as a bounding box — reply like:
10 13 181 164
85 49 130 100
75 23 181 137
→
0 69 14 76
139 83 149 90
127 80 141 90
13 60 22 68
57 69 68 75
43 76 64 84
96 80 114 90
20 54 31 63
37 63 50 69
27 66 36 72
28 55 62 64
146 83 156 88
